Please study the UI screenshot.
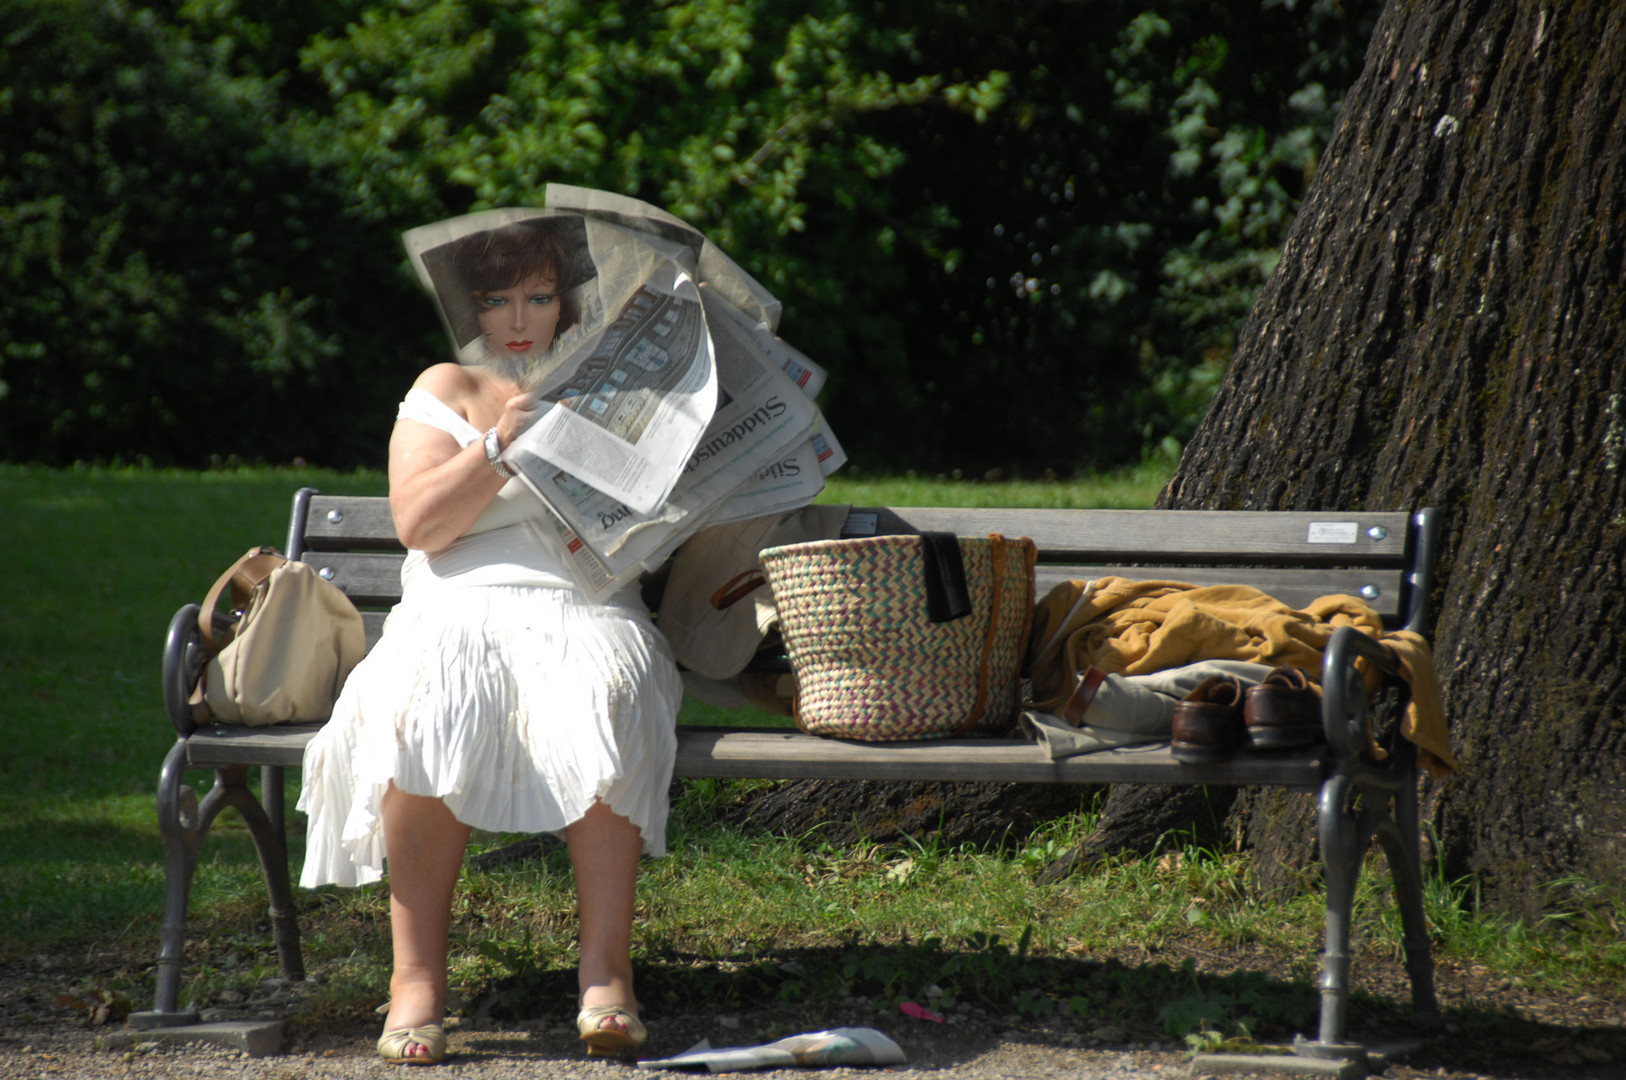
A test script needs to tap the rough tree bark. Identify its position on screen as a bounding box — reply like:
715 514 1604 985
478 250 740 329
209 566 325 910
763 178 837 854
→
1135 0 1625 917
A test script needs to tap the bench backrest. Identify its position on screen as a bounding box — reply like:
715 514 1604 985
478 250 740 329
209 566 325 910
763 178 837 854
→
288 489 1439 649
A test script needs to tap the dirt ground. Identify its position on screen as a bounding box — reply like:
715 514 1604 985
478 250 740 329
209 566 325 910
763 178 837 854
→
2 940 1622 1080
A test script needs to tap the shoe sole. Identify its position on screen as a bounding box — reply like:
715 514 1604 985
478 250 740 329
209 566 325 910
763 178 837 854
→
1171 742 1234 763
1244 726 1321 749
582 1032 639 1057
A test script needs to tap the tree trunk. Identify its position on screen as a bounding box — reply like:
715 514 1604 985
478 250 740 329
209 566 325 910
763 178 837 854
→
1155 0 1626 916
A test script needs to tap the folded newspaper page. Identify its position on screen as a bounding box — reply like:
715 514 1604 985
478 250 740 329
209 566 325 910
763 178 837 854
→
704 416 847 528
542 183 784 336
508 287 829 597
637 1027 907 1072
402 190 843 597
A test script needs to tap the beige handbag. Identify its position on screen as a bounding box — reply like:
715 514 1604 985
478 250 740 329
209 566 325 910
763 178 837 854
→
657 504 850 679
189 546 366 726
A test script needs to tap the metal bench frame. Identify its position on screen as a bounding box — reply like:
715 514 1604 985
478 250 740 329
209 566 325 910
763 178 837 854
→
135 488 1442 1066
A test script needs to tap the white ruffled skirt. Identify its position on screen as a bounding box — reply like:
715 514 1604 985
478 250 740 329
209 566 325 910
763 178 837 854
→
297 584 682 888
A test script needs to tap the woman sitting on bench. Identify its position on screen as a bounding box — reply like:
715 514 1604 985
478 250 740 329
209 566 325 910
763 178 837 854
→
296 216 682 1064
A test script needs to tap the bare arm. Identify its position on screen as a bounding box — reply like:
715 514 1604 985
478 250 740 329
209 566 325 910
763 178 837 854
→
388 364 538 553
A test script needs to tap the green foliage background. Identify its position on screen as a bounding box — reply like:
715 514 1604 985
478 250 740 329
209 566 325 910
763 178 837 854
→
0 0 1379 473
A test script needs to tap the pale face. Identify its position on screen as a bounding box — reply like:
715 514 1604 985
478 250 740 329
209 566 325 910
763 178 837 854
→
474 271 562 362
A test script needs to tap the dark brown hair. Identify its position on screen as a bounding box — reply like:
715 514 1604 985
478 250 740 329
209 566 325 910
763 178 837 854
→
450 219 580 340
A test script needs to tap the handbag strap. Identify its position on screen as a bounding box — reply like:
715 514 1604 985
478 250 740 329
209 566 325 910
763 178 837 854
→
197 546 288 654
920 531 971 623
709 568 768 611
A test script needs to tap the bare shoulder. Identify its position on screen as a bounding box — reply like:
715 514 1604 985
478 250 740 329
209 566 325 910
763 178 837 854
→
411 362 481 404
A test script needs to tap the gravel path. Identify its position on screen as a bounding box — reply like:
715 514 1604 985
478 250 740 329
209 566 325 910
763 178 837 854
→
6 1009 1195 1080
5 956 1622 1080
5 1000 1619 1080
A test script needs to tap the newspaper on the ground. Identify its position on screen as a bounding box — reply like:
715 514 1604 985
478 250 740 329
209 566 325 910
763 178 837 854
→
636 1027 907 1072
402 190 843 597
404 208 718 516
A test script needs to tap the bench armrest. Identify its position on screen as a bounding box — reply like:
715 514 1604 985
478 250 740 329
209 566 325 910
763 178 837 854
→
161 604 205 739
1320 624 1403 762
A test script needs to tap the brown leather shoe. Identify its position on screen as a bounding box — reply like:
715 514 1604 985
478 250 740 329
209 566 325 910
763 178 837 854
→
1171 674 1246 762
1243 666 1323 749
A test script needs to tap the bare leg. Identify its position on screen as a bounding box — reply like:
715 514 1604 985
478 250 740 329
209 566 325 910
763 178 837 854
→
381 782 471 1059
564 799 643 1032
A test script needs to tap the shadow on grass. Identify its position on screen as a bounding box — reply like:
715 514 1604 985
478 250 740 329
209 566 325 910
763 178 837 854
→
454 942 1626 1072
465 940 1323 1038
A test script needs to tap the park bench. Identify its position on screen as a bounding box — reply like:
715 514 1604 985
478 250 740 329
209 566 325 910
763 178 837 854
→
136 487 1443 1067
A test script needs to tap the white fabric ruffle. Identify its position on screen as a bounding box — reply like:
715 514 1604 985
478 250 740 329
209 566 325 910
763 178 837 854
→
298 584 681 888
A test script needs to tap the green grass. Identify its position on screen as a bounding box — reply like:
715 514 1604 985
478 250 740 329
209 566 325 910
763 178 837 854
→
2 463 1622 1054
827 457 1174 509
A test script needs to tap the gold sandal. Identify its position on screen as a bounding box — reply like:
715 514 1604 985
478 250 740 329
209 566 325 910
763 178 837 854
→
377 1023 446 1065
577 1004 646 1057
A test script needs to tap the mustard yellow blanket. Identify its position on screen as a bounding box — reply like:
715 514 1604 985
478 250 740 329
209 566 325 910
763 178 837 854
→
1026 577 1454 776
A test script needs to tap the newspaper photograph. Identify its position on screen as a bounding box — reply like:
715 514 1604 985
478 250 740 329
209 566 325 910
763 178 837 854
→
404 209 718 515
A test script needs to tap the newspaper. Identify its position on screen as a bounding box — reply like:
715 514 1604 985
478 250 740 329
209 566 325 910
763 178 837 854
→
513 292 825 597
402 190 842 598
637 1027 906 1072
703 416 847 528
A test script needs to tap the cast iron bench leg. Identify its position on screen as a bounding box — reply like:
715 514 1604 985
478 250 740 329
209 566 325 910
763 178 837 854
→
132 755 304 1027
1373 745 1437 1015
132 740 205 1027
1304 770 1363 1059
216 764 305 986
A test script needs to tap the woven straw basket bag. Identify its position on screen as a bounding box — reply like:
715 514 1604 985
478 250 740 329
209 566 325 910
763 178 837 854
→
759 532 1037 741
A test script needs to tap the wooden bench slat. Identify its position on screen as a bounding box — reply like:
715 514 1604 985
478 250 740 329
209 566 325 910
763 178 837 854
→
186 723 1327 791
842 507 1413 567
310 553 1409 624
674 727 1325 789
296 552 405 608
1034 565 1407 621
301 498 1415 571
302 496 401 551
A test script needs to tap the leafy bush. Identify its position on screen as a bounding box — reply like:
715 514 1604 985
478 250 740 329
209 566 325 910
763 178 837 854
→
0 1 424 466
1 0 1379 471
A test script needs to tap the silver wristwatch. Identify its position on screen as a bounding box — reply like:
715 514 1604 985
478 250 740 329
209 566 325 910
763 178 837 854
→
483 427 513 479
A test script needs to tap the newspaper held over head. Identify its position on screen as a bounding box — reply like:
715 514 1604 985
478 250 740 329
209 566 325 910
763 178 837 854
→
402 188 843 599
404 208 718 516
636 1027 907 1072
